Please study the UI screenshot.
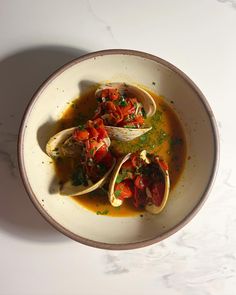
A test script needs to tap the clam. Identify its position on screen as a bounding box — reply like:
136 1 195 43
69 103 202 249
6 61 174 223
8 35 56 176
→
95 82 156 141
46 127 110 158
46 127 114 196
60 157 116 196
108 150 170 214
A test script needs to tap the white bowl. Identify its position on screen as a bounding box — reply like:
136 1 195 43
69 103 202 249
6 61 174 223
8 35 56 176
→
18 49 219 249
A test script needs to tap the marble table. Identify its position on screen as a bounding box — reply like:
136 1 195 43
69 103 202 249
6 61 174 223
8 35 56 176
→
0 0 235 294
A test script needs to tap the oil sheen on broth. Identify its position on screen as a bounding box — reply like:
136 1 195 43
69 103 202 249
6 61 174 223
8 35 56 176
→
56 87 186 217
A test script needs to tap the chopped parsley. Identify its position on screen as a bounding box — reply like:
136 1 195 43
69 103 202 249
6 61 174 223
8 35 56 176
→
114 190 121 198
96 209 109 215
71 167 88 186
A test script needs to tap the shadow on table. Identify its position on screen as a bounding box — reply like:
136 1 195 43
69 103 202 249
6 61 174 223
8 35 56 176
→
0 45 88 243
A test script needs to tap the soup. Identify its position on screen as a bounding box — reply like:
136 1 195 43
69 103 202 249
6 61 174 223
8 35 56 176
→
55 87 186 217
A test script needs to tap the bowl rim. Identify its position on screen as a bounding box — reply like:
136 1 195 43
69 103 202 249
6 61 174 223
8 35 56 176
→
18 49 219 250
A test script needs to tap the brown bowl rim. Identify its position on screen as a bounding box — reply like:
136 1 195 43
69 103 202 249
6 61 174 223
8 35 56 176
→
18 49 219 250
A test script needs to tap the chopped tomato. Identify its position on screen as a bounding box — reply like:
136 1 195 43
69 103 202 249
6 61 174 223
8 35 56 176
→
97 127 107 141
73 129 89 141
134 175 149 190
119 102 135 116
94 144 108 163
101 88 119 100
133 115 144 125
106 101 117 112
87 127 99 139
114 180 133 200
100 151 113 168
122 160 133 171
86 140 100 156
149 182 165 206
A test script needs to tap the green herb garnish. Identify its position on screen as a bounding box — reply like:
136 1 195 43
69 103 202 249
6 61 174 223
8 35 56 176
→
114 190 121 197
96 209 109 215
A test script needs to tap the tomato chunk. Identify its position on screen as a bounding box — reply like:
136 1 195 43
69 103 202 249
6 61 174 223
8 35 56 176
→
114 180 133 200
73 129 89 141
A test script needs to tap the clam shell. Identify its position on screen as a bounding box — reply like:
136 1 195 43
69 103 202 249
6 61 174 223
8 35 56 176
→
60 157 116 196
46 127 76 158
105 126 152 141
95 82 156 141
95 82 156 117
108 153 131 207
145 158 170 214
46 127 111 158
108 151 170 213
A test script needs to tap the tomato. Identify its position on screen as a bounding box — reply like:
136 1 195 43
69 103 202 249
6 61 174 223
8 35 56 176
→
86 140 100 156
122 160 133 171
97 127 107 141
133 115 144 125
94 145 108 163
119 102 135 116
100 151 113 168
149 182 165 206
73 129 89 141
134 175 149 190
101 88 119 100
87 127 99 139
114 180 133 200
106 101 117 112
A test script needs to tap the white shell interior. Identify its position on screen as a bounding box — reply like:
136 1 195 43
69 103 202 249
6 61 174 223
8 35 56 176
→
21 53 217 246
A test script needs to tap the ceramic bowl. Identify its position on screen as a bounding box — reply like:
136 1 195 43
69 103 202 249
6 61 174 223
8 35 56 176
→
18 49 219 249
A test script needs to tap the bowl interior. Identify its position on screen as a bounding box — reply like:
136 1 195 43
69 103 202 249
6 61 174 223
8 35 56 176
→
20 51 217 248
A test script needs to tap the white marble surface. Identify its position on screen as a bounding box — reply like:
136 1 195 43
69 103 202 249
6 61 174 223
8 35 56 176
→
0 0 236 294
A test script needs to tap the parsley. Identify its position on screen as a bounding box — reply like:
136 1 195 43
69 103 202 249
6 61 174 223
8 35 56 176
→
77 124 85 130
115 172 127 184
114 190 121 197
71 167 88 186
141 108 147 118
96 209 109 215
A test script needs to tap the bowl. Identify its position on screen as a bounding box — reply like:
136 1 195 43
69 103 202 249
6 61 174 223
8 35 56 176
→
18 49 219 250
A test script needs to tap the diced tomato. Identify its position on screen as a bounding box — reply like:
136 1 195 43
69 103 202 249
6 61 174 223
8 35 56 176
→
131 155 141 168
94 144 108 163
87 127 99 139
101 88 119 100
86 140 100 156
149 182 165 206
122 160 133 171
115 106 124 123
114 180 133 200
100 151 113 168
119 102 135 116
93 118 104 128
97 127 107 141
73 129 89 141
133 115 144 125
106 101 117 112
134 175 149 190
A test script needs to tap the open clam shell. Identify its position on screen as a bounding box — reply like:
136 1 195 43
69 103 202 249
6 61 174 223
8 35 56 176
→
95 83 156 141
46 127 110 158
46 127 114 196
145 157 170 214
108 153 131 207
60 157 116 196
108 151 170 214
